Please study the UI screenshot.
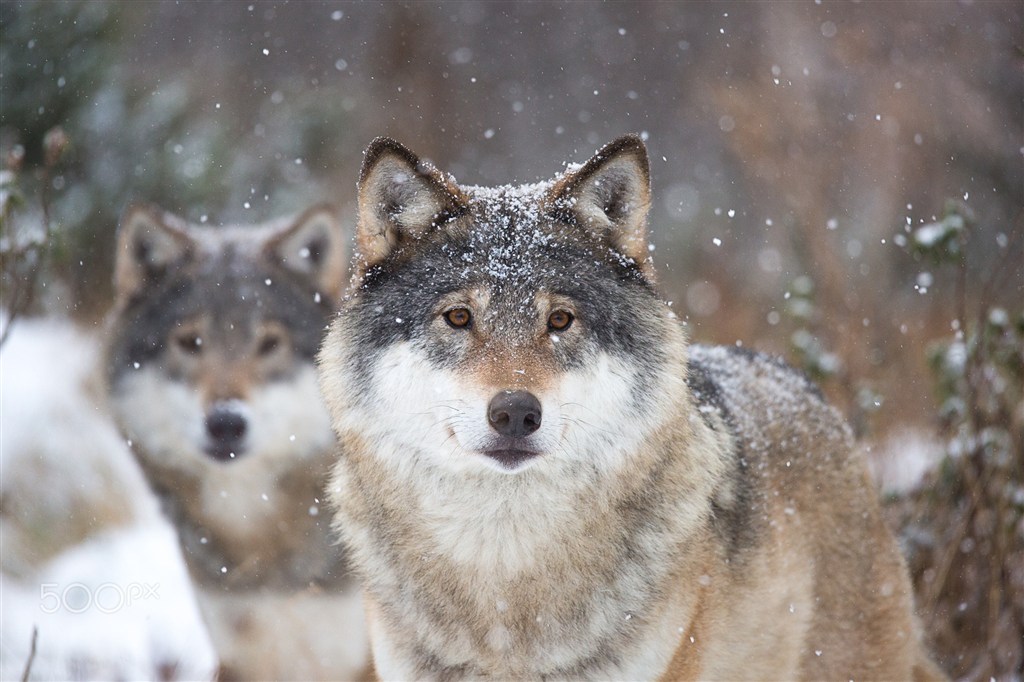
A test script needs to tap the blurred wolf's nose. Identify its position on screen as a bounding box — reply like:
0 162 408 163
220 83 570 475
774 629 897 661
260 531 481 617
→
488 390 542 438
205 407 248 460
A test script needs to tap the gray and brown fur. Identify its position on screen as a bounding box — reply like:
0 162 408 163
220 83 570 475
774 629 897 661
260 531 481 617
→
104 204 367 680
318 136 943 680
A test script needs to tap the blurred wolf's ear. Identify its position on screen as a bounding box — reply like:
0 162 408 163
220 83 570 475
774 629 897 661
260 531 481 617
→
546 135 653 279
355 137 467 273
265 204 347 303
114 204 194 300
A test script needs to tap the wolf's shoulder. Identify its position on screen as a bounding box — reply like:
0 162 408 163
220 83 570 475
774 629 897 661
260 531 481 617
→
687 344 823 409
686 344 847 456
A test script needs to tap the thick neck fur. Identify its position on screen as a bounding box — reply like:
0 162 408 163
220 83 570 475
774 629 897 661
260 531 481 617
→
133 445 348 592
328 354 731 679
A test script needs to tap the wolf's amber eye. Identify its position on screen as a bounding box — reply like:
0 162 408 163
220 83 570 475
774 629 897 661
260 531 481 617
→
548 310 574 331
175 332 203 354
444 308 472 329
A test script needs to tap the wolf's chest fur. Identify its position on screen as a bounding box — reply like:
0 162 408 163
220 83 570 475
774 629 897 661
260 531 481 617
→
151 448 344 590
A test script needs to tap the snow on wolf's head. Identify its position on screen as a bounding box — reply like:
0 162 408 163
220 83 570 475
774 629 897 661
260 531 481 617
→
105 204 346 473
318 135 689 481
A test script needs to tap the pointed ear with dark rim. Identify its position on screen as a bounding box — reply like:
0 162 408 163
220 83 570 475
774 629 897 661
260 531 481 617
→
546 135 653 278
265 204 347 303
114 204 194 300
355 137 466 272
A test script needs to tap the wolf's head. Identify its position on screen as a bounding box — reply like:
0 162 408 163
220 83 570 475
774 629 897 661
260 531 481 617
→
319 136 689 482
106 204 346 471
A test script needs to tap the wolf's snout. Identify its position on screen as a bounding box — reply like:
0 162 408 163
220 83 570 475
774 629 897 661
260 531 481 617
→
488 390 542 438
205 406 248 461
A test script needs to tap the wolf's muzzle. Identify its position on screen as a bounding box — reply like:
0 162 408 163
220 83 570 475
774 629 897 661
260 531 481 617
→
484 390 543 470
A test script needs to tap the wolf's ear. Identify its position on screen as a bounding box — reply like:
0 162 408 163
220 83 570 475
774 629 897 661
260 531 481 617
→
547 135 653 278
114 204 194 300
265 204 347 302
355 137 466 272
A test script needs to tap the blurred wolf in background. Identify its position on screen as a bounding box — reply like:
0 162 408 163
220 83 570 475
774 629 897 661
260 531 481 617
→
104 204 367 680
317 135 944 680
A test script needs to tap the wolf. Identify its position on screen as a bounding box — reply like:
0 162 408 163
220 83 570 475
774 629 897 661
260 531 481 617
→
104 204 367 680
317 135 945 680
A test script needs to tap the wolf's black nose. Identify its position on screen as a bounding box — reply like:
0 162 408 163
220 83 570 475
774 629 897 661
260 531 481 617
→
205 407 247 460
207 409 247 442
488 390 542 438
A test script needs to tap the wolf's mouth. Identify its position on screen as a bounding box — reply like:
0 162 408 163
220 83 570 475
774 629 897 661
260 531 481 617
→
204 444 247 462
482 449 540 470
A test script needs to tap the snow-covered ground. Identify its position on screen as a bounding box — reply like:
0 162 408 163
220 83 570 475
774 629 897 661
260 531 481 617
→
1 316 216 680
1 523 217 681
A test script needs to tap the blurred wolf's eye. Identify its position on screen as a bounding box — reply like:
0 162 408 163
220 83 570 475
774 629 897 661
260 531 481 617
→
548 310 574 331
257 333 282 356
174 332 203 354
444 308 472 329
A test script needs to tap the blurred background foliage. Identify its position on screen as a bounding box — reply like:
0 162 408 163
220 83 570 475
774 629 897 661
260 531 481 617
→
1 1 1021 677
